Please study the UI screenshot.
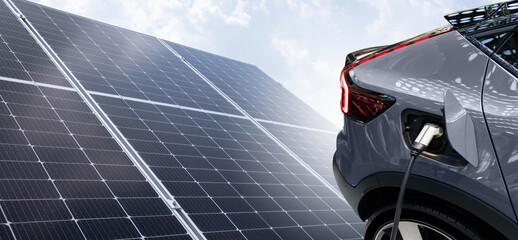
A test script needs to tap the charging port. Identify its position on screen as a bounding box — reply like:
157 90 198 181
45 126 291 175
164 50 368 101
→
402 109 468 166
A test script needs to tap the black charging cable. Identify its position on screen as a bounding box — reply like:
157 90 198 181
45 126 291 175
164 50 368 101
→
390 123 443 240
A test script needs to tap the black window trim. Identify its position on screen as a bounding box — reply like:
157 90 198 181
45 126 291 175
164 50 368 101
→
488 24 518 78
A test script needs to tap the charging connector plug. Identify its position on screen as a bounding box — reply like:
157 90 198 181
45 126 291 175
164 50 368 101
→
411 123 443 153
390 123 443 240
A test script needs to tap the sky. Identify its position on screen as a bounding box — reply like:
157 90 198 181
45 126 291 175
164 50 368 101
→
32 0 500 128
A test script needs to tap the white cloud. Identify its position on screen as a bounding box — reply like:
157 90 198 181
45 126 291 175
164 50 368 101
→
224 0 250 26
153 18 205 45
358 0 455 42
107 0 207 47
252 0 268 14
189 0 251 27
271 36 310 64
270 35 341 127
286 0 331 20
189 0 221 24
358 0 503 43
312 59 332 76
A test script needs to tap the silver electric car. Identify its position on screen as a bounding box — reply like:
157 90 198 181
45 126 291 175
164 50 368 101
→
334 1 518 239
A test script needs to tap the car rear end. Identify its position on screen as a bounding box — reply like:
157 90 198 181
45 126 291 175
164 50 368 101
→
334 2 518 239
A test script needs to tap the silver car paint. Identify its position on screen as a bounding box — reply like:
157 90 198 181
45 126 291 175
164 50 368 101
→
335 30 516 221
444 90 479 167
483 59 518 220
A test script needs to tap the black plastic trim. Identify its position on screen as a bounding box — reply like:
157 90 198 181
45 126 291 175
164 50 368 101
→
333 154 518 239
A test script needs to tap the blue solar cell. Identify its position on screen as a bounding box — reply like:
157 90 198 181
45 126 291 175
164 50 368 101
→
189 214 236 232
204 231 245 240
2 200 71 222
132 216 188 237
327 224 363 239
275 227 313 240
304 225 344 240
0 225 14 240
12 221 83 240
66 199 127 219
79 218 141 239
259 212 298 227
242 229 282 240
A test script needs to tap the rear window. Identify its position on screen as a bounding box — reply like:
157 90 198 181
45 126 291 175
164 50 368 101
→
494 31 518 72
456 2 518 56
470 28 512 53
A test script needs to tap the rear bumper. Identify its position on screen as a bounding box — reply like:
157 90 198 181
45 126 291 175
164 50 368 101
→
332 152 362 217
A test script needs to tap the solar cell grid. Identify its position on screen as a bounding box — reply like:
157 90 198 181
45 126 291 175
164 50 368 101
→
0 1 69 87
0 80 191 239
164 41 337 131
15 0 242 116
260 122 339 189
92 94 361 239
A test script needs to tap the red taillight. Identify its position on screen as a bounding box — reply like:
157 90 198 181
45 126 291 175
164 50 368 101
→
340 70 349 113
340 69 395 123
340 27 452 122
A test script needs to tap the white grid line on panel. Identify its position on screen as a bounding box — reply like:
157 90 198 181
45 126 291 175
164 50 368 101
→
0 76 76 92
4 0 204 239
254 118 336 134
87 89 248 120
0 74 332 135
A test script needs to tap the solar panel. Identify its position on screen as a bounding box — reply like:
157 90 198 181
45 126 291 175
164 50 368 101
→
157 41 344 193
164 41 337 132
15 0 241 116
90 95 361 239
0 0 69 87
0 0 367 239
160 41 345 194
0 79 191 239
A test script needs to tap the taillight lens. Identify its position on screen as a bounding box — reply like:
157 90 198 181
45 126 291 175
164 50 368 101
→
339 70 349 113
340 26 452 122
340 69 395 123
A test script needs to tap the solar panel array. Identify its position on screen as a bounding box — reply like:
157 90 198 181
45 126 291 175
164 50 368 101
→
90 96 360 239
164 41 340 193
0 0 363 239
